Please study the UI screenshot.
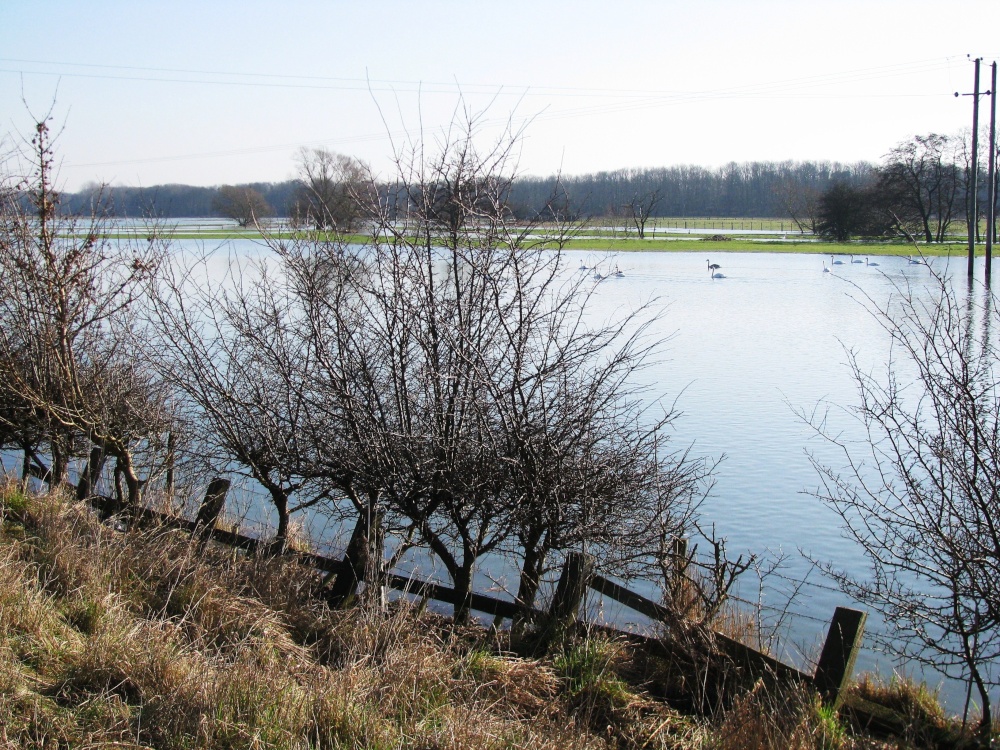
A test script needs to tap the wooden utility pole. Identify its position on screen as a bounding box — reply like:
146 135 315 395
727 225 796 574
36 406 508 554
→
970 58 982 279
987 61 997 282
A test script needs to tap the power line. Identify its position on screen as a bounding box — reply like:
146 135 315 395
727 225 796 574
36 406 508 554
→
11 53 985 174
0 54 979 101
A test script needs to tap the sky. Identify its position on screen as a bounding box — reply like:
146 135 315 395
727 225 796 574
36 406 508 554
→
3 0 1000 191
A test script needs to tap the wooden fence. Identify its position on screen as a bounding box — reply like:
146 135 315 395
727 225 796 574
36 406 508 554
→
92 482 866 710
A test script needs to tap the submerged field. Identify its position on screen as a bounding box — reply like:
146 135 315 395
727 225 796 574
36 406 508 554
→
87 217 981 257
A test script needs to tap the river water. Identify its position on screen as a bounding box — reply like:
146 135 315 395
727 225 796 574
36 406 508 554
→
6 239 993 710
573 248 996 710
179 242 1000 710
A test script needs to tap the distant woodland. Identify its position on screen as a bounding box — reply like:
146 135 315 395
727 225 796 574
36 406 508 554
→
60 159 876 221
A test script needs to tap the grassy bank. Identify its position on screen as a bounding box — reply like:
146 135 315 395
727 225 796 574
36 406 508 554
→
551 238 970 255
107 232 970 256
85 222 980 257
2 485 988 749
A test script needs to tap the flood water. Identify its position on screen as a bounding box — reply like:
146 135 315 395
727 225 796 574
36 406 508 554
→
574 248 994 709
7 238 994 710
184 242 1000 710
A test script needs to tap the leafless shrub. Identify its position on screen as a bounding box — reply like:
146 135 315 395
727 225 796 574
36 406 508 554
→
0 116 172 510
804 267 1000 737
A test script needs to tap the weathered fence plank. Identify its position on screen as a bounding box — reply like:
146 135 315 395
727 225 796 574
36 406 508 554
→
385 573 530 621
590 572 812 684
590 573 672 622
715 632 812 684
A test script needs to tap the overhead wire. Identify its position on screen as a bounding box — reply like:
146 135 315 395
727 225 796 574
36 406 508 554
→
1 53 990 172
0 54 976 103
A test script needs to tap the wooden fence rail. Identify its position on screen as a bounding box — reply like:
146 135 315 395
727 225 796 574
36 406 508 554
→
90 484 865 710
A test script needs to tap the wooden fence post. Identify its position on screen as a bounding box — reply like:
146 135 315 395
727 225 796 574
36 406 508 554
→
814 606 867 708
548 551 595 632
193 478 231 536
164 432 175 498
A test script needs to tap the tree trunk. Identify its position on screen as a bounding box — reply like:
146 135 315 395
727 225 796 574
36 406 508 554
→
452 563 475 625
512 527 547 633
76 445 105 501
115 451 143 511
49 437 69 491
326 505 383 607
271 492 290 554
971 664 992 741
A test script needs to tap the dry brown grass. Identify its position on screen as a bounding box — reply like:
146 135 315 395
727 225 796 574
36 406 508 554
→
1 487 693 749
0 485 972 749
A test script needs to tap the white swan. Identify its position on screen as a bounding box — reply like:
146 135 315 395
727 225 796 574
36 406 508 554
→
866 257 879 267
831 255 844 265
823 263 831 273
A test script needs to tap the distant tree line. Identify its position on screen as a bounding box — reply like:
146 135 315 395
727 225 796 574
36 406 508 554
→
55 159 876 224
60 181 300 220
508 160 876 222
55 129 999 246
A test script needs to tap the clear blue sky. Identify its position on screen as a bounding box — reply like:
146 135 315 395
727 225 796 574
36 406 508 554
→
3 0 999 190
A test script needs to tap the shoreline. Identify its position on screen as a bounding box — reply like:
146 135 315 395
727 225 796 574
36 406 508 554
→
87 227 976 257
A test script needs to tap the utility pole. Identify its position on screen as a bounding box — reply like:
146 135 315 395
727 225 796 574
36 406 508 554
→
988 61 998 282
970 58 981 278
957 58 984 278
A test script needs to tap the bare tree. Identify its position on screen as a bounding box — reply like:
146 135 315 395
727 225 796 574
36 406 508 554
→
773 173 819 235
0 118 169 509
147 245 333 550
805 269 1000 736
955 127 989 245
287 108 709 622
212 184 273 227
625 186 663 239
877 134 961 243
291 147 367 232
